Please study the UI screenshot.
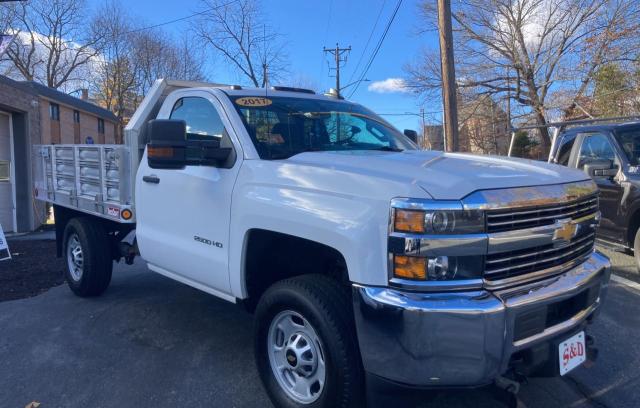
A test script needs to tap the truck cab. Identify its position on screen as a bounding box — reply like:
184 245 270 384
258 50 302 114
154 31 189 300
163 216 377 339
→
550 122 640 268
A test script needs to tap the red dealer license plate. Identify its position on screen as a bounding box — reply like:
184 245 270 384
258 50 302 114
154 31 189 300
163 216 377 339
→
559 331 586 376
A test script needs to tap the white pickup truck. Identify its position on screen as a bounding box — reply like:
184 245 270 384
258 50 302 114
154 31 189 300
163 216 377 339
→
35 79 611 407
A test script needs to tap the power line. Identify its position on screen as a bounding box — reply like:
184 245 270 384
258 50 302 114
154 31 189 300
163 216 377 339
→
346 0 387 86
124 0 240 35
347 0 403 99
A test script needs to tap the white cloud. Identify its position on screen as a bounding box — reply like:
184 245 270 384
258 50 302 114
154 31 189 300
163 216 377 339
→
0 30 101 93
368 78 410 94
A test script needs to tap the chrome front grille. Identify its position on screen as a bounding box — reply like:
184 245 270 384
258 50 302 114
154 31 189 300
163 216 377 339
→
482 193 599 288
485 232 595 281
486 195 598 233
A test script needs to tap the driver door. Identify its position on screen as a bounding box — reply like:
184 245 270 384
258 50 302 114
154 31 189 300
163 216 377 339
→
574 132 624 243
136 92 241 297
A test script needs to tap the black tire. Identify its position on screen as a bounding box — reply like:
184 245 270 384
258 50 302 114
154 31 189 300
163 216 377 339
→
254 275 364 408
63 217 113 297
634 228 640 272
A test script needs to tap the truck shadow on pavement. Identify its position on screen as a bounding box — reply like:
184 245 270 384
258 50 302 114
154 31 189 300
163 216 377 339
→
0 261 637 408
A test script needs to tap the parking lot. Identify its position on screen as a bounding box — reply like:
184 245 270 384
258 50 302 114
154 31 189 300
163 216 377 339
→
0 247 639 408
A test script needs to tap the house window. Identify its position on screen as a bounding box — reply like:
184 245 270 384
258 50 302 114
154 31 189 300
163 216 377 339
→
98 118 105 134
0 161 9 182
49 103 60 121
73 110 80 123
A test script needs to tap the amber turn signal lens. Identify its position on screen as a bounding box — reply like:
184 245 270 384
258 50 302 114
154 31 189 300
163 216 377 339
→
394 210 425 233
148 146 175 158
393 255 426 280
121 209 133 220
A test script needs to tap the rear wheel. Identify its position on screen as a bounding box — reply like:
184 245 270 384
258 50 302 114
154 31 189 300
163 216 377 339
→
63 217 113 297
254 275 364 408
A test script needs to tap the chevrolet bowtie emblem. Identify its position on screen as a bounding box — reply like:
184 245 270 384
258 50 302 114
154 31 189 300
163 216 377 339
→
552 218 578 244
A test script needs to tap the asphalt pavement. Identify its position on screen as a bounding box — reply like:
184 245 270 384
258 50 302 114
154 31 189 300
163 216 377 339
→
1 251 639 408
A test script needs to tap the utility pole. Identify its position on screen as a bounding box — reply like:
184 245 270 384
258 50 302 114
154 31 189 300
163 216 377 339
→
437 0 459 152
323 43 351 98
420 108 426 149
262 63 268 88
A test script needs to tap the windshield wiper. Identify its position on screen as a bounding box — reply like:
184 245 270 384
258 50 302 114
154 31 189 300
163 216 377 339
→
372 146 403 152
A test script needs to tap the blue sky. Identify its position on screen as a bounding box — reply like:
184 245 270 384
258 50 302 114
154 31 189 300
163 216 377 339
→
87 0 442 131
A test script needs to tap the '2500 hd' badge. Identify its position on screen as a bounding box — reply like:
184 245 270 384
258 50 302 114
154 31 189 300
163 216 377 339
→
194 235 223 248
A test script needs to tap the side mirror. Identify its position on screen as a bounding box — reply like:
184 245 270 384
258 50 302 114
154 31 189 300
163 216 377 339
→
404 129 418 144
147 119 187 169
583 160 619 178
147 119 231 169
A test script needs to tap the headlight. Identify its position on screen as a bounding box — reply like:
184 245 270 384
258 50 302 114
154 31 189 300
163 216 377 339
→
393 209 484 235
389 199 487 285
393 255 483 281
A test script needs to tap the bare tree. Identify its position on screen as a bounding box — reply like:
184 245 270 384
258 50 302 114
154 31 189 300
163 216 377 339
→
0 2 18 34
173 32 208 82
91 0 206 125
561 0 640 118
193 0 287 87
91 1 138 125
406 0 640 153
0 3 19 76
5 0 102 90
458 93 510 155
132 28 206 97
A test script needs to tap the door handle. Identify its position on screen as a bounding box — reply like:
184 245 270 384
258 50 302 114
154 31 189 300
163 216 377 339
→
143 175 160 184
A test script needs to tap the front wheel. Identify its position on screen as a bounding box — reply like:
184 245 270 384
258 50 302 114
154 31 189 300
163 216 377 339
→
63 217 113 297
254 275 364 408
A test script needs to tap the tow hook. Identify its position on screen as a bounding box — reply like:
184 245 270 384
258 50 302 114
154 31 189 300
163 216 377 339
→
584 334 598 368
493 374 527 408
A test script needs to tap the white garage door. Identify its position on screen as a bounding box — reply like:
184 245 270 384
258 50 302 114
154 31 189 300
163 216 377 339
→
0 112 14 233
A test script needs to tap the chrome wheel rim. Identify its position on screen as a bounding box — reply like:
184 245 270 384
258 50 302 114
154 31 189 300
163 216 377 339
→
66 233 83 282
267 310 326 404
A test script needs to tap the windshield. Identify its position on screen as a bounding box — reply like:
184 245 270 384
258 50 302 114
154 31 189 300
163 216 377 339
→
615 126 640 166
230 95 416 160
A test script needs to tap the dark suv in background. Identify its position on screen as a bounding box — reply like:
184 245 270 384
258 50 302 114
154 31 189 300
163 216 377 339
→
550 121 640 269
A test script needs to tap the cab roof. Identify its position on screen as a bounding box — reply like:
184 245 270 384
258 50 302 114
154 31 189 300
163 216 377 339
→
219 86 355 104
561 121 640 135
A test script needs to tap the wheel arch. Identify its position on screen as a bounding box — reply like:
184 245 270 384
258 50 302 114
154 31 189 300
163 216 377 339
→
627 207 640 249
240 229 350 311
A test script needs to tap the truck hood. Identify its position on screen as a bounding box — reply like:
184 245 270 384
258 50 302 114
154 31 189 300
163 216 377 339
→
284 150 590 200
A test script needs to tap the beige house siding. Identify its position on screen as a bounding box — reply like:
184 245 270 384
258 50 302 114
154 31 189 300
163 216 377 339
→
105 121 116 144
60 105 75 144
39 102 51 144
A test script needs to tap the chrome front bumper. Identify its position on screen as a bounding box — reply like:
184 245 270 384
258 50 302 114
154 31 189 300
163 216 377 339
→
352 251 611 387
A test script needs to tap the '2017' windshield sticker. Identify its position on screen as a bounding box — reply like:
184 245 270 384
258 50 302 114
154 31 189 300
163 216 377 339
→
235 97 273 107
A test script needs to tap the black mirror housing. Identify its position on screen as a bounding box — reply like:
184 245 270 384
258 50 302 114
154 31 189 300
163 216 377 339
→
147 119 188 169
404 129 418 144
146 119 232 169
584 160 619 178
594 165 619 178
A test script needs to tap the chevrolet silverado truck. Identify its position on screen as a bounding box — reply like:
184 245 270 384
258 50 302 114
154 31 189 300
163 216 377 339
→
549 121 640 270
34 79 611 407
